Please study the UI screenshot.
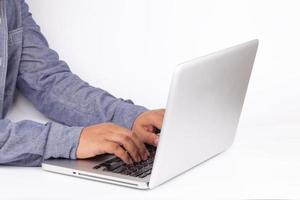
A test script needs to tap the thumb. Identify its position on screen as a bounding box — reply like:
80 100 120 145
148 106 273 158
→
139 128 159 146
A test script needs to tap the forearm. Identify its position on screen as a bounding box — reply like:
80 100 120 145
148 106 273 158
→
17 67 147 129
0 119 82 166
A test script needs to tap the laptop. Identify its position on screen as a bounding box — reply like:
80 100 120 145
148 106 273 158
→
42 39 259 189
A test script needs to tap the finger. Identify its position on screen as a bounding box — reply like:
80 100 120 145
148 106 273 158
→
137 127 159 146
103 142 133 164
145 126 155 132
156 109 165 116
150 114 164 130
131 133 150 160
106 132 142 162
107 125 143 162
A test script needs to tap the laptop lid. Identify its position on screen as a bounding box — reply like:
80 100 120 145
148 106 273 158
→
149 40 258 189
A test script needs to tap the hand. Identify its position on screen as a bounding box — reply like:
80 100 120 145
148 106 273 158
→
76 123 150 164
132 109 165 146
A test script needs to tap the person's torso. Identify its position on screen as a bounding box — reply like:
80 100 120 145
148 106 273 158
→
0 0 23 118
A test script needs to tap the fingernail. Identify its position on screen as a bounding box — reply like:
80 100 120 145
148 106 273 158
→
143 153 148 160
154 137 159 146
129 159 133 164
149 126 155 132
135 155 140 162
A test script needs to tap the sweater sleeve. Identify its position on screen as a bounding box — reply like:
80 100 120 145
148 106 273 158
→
0 118 82 166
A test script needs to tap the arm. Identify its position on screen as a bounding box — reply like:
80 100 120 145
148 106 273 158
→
17 1 147 129
0 119 82 166
9 1 163 166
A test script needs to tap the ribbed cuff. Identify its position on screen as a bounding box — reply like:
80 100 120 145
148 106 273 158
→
43 122 83 160
112 100 148 130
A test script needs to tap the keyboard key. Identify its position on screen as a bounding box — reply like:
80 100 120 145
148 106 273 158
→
112 166 124 173
121 169 131 175
130 169 146 177
106 161 123 171
139 170 151 178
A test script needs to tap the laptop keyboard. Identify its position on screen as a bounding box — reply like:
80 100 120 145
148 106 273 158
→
93 145 156 178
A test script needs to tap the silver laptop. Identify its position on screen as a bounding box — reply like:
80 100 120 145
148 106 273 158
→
42 39 259 189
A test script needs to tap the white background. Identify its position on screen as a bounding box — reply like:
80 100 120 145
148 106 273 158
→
2 0 300 199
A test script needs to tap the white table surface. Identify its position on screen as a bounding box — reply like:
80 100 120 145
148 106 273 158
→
1 120 299 200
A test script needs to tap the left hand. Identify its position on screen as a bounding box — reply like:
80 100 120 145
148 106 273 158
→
132 109 165 147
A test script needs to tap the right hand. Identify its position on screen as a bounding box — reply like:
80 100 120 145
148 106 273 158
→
76 123 150 164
